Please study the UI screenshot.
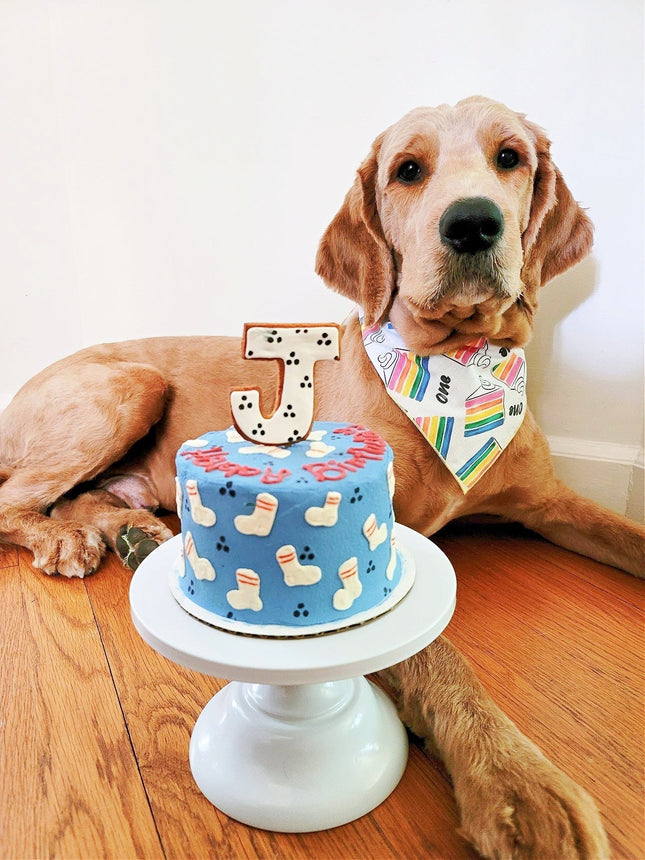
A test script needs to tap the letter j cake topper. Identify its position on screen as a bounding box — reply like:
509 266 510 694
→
230 324 340 445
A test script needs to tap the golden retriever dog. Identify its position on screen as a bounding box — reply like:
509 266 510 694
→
1 96 642 857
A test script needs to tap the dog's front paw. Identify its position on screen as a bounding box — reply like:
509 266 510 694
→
453 734 609 859
116 525 164 571
32 522 105 577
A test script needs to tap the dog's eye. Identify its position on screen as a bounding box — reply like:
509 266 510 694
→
497 148 520 170
396 160 422 183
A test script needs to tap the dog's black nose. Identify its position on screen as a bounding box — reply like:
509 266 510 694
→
439 197 504 254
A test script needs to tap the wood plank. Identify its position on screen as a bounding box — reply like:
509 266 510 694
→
0 552 164 860
85 520 476 859
0 543 19 569
2 518 642 859
435 524 645 860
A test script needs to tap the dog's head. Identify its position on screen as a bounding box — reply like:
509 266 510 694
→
316 96 593 354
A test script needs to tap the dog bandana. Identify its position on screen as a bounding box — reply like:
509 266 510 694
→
360 315 527 492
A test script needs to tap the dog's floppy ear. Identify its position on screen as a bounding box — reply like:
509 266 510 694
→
521 119 594 287
316 137 395 326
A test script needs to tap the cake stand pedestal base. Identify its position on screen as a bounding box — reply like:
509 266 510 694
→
190 677 407 832
130 525 456 833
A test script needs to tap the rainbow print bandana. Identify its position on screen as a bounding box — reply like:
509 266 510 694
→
360 315 527 492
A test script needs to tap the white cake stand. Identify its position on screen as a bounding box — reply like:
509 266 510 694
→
130 524 456 833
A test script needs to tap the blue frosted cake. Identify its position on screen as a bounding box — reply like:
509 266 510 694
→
171 422 414 636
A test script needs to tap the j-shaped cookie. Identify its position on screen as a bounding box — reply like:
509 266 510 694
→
230 323 340 445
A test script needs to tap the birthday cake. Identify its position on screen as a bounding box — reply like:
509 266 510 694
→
171 422 413 636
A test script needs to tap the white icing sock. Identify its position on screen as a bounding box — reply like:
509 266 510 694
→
362 513 387 550
387 461 395 498
174 543 185 578
386 533 397 581
234 492 278 537
185 479 216 527
185 531 216 581
304 491 342 527
227 568 263 611
276 544 322 585
333 557 362 610
305 440 335 458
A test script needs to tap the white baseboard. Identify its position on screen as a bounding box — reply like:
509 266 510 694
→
1 394 642 522
547 436 644 522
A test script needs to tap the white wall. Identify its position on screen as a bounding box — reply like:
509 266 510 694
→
1 0 642 517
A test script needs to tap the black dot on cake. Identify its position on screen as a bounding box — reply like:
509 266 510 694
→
293 602 309 618
350 487 363 503
299 545 315 561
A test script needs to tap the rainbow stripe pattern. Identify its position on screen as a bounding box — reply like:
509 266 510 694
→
492 353 524 387
362 322 381 340
444 336 487 366
464 386 504 436
456 437 502 488
415 415 454 459
389 350 431 401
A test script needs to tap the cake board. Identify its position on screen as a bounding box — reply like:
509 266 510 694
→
130 524 456 832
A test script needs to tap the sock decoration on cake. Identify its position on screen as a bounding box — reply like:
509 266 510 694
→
171 321 414 636
361 315 526 492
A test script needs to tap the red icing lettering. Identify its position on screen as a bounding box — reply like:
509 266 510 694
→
181 446 262 478
301 426 386 482
261 467 291 485
332 424 365 437
302 460 348 482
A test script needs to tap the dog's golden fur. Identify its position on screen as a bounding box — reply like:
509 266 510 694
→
1 96 642 857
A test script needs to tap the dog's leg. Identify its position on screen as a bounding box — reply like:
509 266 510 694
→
489 466 644 578
474 416 645 577
0 360 169 577
378 637 609 860
507 459 645 578
512 479 644 578
0 493 106 578
50 487 174 571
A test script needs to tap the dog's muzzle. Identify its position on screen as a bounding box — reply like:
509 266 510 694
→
439 197 504 254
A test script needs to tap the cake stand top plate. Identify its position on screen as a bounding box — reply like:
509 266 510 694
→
130 523 456 685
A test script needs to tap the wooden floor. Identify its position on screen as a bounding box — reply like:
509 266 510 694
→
0 518 642 860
